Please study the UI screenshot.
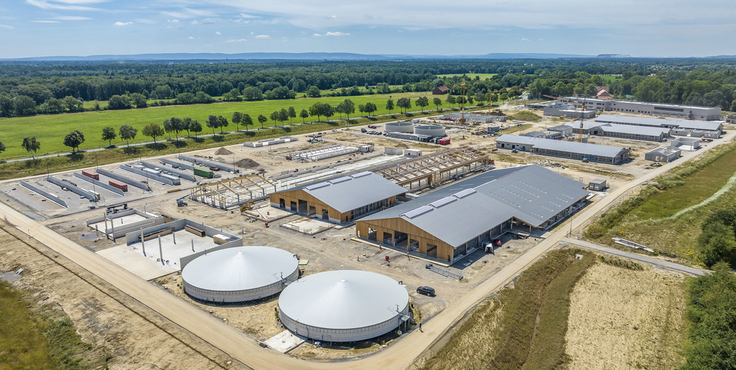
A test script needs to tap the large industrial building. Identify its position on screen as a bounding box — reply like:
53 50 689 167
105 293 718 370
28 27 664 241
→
563 121 671 142
495 135 629 164
559 97 722 121
356 165 589 263
269 171 407 223
542 101 596 119
278 270 409 342
182 246 299 303
593 115 722 138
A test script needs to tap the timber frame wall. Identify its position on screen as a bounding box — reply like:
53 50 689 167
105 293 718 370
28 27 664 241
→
270 189 397 223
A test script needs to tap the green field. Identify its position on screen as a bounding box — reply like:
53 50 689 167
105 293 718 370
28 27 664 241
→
596 75 621 83
0 91 438 159
436 73 497 80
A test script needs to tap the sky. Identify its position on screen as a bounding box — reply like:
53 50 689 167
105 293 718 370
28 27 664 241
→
0 0 735 58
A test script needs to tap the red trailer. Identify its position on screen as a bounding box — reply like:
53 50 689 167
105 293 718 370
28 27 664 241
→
108 180 128 192
438 138 451 145
82 170 100 180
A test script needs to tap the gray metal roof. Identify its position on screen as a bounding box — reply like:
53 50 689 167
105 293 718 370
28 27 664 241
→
278 270 408 330
598 123 669 136
595 115 722 131
278 172 407 213
648 146 681 156
182 247 298 292
361 165 588 247
497 135 626 158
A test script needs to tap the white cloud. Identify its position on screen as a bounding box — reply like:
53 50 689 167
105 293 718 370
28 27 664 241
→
225 38 248 42
161 8 215 19
255 34 269 39
239 13 257 18
199 18 223 24
53 15 90 20
32 20 60 23
521 38 531 42
0 24 15 29
216 31 221 35
189 36 194 39
233 18 249 23
167 19 179 23
114 21 132 26
314 31 350 37
25 0 98 11
249 31 254 35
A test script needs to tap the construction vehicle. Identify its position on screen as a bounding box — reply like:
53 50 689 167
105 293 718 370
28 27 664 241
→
239 200 255 212
176 194 189 207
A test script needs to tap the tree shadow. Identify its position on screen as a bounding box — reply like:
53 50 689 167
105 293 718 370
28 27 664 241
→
282 127 292 133
192 137 205 143
146 143 167 150
405 113 414 118
123 146 140 155
67 152 84 161
212 135 225 142
367 117 378 121
242 131 256 138
23 159 42 168
172 141 188 148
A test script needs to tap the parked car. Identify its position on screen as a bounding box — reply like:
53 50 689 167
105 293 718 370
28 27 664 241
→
417 286 436 297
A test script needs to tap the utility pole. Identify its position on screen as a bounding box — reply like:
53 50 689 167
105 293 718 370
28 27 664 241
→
461 79 466 125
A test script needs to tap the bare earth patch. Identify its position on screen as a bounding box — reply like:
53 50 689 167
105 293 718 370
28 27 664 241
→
565 263 687 370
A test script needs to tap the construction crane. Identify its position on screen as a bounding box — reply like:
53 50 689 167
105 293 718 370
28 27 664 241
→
578 98 587 142
460 79 466 124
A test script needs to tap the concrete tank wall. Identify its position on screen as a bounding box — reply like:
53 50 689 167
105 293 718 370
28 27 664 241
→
385 122 415 133
414 125 446 136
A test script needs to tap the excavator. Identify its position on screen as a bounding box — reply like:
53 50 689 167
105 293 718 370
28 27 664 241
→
239 200 255 212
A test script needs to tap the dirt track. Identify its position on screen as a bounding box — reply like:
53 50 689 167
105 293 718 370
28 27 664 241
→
1 130 732 369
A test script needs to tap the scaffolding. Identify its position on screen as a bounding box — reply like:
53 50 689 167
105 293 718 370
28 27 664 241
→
190 174 277 209
372 147 490 191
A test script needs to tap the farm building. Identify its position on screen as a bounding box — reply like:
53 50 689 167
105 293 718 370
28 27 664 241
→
559 98 722 121
564 122 671 142
645 147 681 163
588 178 607 191
433 86 450 94
278 270 409 342
182 246 298 303
542 102 595 119
269 171 407 223
547 125 574 137
672 137 701 151
356 165 589 263
495 135 629 164
594 115 722 138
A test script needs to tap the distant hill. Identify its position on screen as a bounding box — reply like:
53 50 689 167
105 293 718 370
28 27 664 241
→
2 52 592 62
597 54 631 58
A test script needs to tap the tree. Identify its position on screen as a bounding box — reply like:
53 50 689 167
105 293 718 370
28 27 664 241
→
309 102 324 122
102 126 117 146
447 94 456 107
63 130 85 153
242 114 253 132
306 86 321 97
142 123 164 144
270 111 279 126
232 111 243 131
14 95 36 116
119 125 137 147
341 99 355 120
207 115 219 135
0 141 5 153
182 117 193 136
475 91 486 105
288 106 296 124
170 117 184 140
397 97 411 114
130 93 147 108
364 102 377 116
217 116 228 133
21 136 40 159
189 120 202 137
433 97 443 111
358 104 365 116
415 96 429 113
108 95 131 110
62 96 82 112
163 118 173 140
257 114 267 129
300 109 309 124
242 86 263 101
278 108 289 127
385 99 394 115
320 103 334 120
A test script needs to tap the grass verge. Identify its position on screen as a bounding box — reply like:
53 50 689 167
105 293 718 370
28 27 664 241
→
0 281 108 369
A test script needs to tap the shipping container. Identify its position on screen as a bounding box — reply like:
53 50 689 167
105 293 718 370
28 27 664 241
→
108 180 128 192
194 167 214 178
82 170 99 180
438 138 451 145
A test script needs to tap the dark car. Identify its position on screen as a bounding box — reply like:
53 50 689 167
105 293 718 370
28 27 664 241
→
417 286 436 297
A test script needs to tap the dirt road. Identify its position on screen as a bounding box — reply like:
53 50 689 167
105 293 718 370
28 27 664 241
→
1 131 731 369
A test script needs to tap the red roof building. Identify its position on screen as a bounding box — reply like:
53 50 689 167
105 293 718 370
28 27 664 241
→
433 86 450 95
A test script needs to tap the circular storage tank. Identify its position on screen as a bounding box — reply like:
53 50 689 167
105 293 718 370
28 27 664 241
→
182 246 299 303
385 121 415 133
279 270 409 342
414 125 446 136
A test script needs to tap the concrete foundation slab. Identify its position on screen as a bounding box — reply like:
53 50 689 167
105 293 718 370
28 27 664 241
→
88 214 148 231
281 217 333 235
264 330 305 353
243 206 293 222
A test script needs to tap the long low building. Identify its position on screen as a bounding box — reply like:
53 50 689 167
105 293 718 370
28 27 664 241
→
270 171 407 223
564 121 670 142
496 134 629 164
356 165 589 264
594 114 722 138
559 97 722 121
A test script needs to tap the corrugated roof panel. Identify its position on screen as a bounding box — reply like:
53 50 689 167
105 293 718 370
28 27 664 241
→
351 171 372 178
305 182 330 190
453 188 477 198
429 196 457 208
329 176 352 184
403 206 434 219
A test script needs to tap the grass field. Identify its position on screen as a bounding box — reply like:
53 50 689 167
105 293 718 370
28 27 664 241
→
566 262 687 369
597 75 622 83
585 142 736 261
0 91 437 159
0 281 108 369
435 73 497 80
421 248 595 370
507 111 542 122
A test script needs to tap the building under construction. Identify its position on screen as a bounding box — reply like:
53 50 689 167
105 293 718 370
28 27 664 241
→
190 174 276 209
371 146 492 191
355 165 589 264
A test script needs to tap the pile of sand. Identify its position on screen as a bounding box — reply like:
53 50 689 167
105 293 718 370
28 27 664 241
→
235 158 261 168
214 147 232 155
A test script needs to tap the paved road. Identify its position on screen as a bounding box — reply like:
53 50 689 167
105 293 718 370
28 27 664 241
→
561 238 708 276
1 129 732 369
